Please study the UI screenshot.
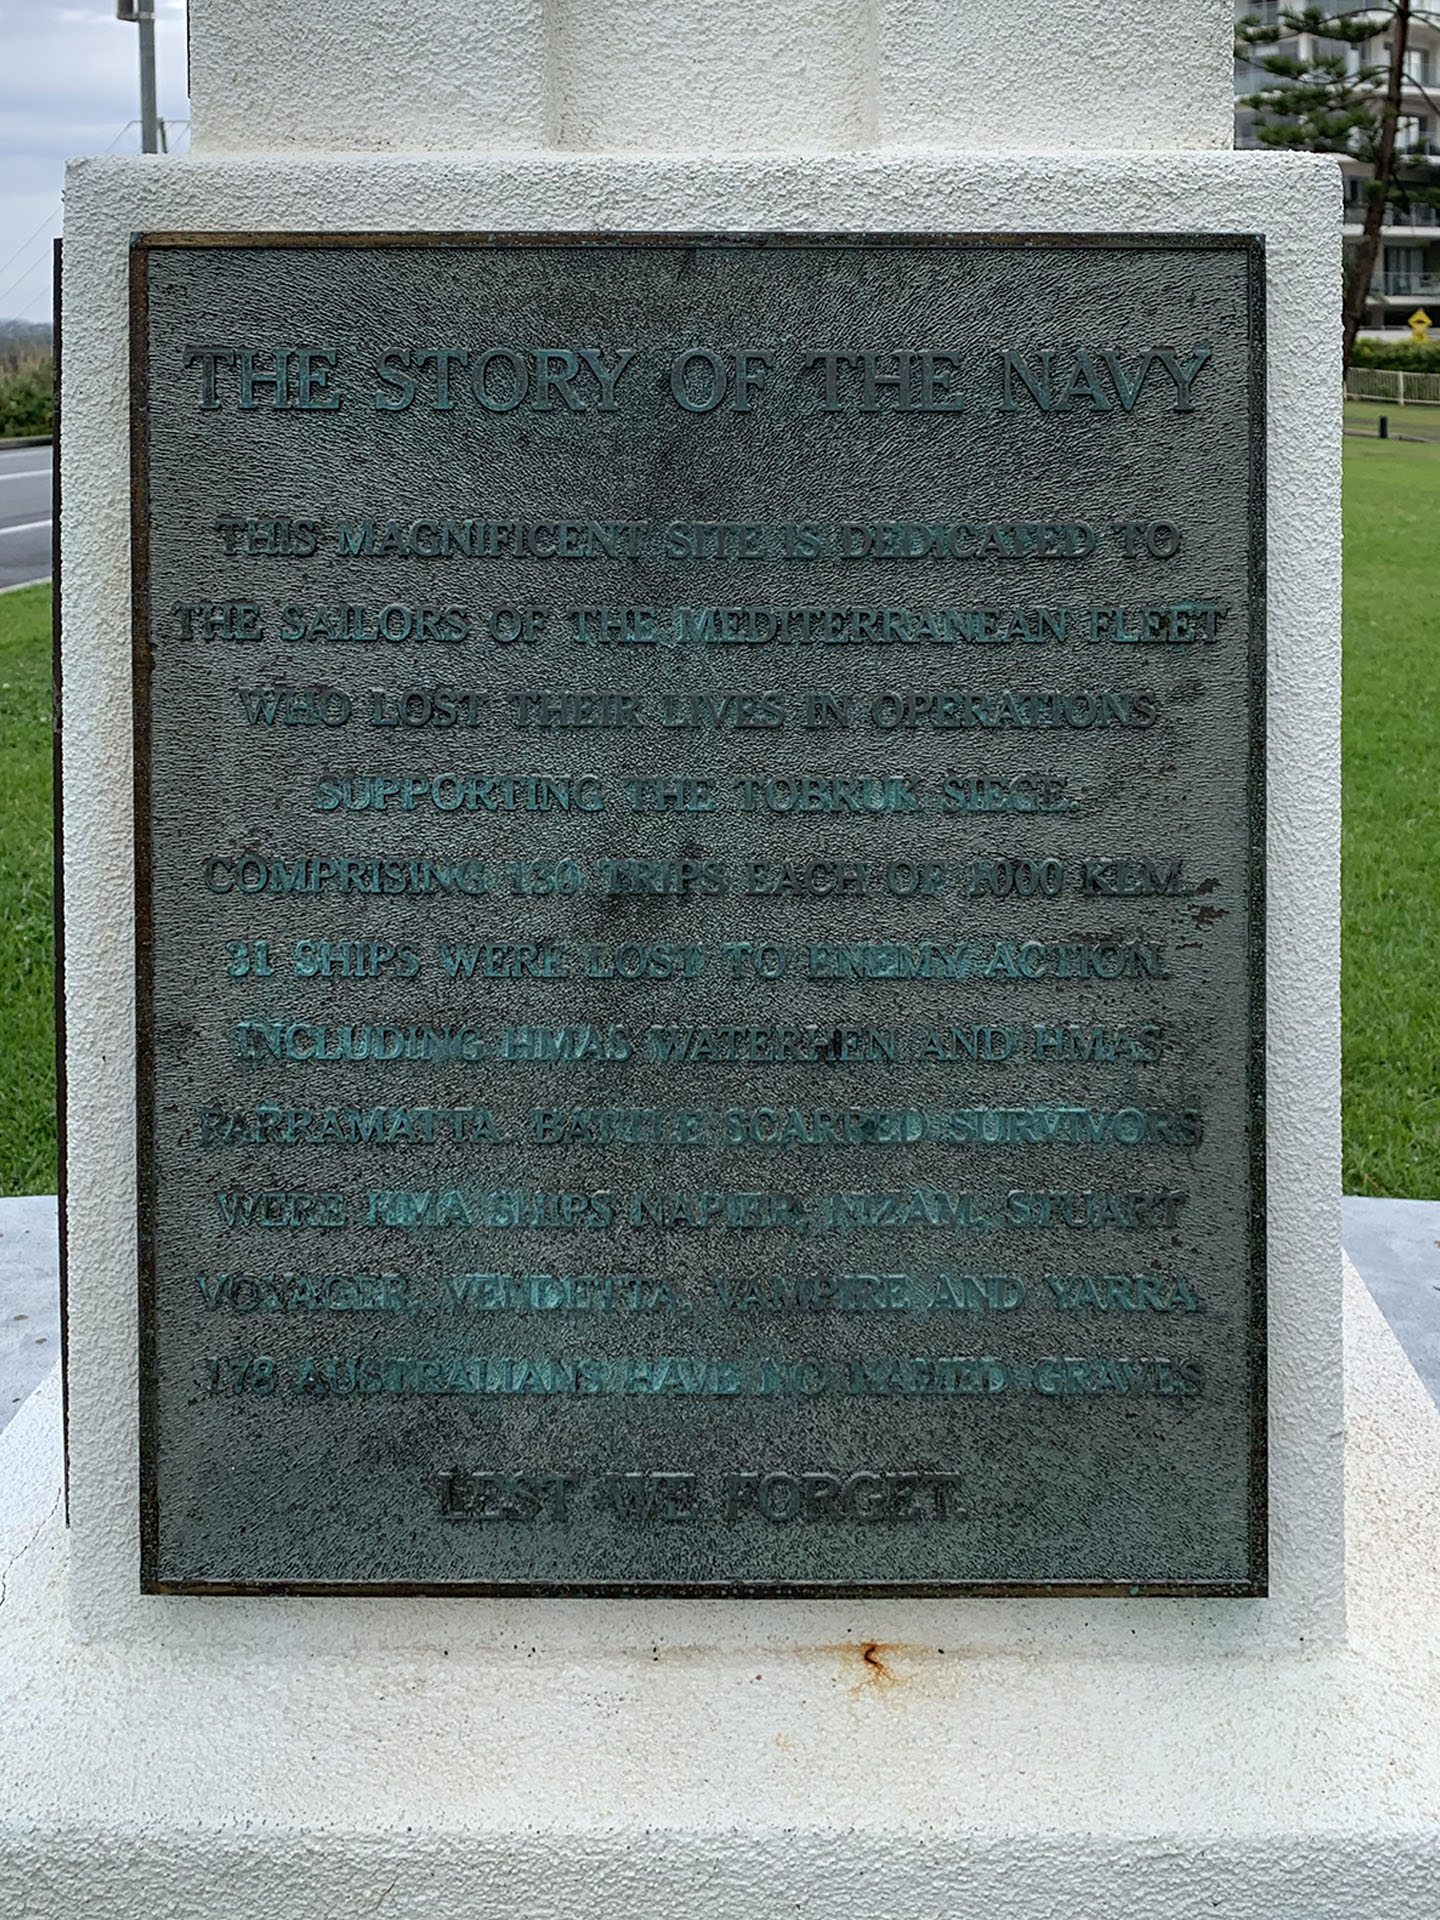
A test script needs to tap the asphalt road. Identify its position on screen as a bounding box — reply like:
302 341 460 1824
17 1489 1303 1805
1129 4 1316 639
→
0 442 53 592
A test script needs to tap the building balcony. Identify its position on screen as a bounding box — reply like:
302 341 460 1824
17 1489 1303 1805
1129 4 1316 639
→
1372 272 1440 298
1345 222 1440 241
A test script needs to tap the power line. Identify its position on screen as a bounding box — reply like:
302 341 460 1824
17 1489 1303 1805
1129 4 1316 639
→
0 235 64 315
0 117 189 317
0 245 62 316
16 279 57 324
0 122 141 309
0 202 63 292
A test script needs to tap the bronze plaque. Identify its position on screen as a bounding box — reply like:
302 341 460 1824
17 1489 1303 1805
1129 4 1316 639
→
132 233 1266 1595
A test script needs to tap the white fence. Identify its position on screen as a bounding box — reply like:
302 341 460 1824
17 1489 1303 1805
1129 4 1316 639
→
1346 367 1440 406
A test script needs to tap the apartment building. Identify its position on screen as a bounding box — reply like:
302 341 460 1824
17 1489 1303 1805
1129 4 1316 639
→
1236 1 1440 329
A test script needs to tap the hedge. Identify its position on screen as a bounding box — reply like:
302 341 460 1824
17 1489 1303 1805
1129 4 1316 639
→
0 353 53 438
1351 336 1440 373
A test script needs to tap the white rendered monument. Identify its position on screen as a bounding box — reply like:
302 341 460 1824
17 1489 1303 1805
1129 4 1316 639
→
1 0 1438 1911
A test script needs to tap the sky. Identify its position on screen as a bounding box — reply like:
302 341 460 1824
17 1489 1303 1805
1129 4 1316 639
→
0 0 189 324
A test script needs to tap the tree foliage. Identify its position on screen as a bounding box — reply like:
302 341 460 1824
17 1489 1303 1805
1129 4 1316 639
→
1236 6 1433 361
1351 332 1440 364
1237 7 1399 158
0 352 52 439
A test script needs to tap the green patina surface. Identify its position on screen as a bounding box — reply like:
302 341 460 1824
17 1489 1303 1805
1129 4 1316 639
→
0 434 1436 1207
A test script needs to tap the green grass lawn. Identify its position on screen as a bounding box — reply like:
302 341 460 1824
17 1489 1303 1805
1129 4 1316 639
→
0 584 55 1194
1342 434 1440 1194
0 441 1437 1194
1345 398 1440 444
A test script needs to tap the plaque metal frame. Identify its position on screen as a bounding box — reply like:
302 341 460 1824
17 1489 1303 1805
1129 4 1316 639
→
130 231 1267 1598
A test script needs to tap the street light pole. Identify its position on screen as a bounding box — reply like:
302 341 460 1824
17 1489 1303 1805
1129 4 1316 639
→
116 0 160 155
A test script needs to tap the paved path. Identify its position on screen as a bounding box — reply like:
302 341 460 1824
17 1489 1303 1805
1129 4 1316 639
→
1340 1195 1440 1411
0 442 53 592
0 1194 1435 1429
0 1196 60 1433
1344 401 1440 446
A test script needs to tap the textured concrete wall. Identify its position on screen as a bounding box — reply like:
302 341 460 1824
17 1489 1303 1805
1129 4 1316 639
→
185 0 1235 153
42 0 1360 1903
186 0 554 152
548 0 875 152
58 146 1343 1653
874 0 1235 150
1 1267 1433 1918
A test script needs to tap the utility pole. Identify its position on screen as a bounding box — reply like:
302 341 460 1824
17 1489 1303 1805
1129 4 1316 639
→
115 0 160 155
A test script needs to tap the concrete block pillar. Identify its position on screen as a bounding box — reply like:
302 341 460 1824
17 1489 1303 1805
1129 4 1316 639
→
547 0 875 151
19 1 1423 1912
185 0 554 151
872 0 1236 148
185 0 1234 155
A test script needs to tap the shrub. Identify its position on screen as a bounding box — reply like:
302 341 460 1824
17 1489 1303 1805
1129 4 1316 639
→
0 351 53 438
1351 337 1440 373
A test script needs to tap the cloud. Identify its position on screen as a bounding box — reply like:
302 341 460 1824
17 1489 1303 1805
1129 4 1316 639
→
0 0 189 320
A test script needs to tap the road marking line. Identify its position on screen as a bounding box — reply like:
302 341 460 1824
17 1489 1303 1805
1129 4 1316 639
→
0 519 51 538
